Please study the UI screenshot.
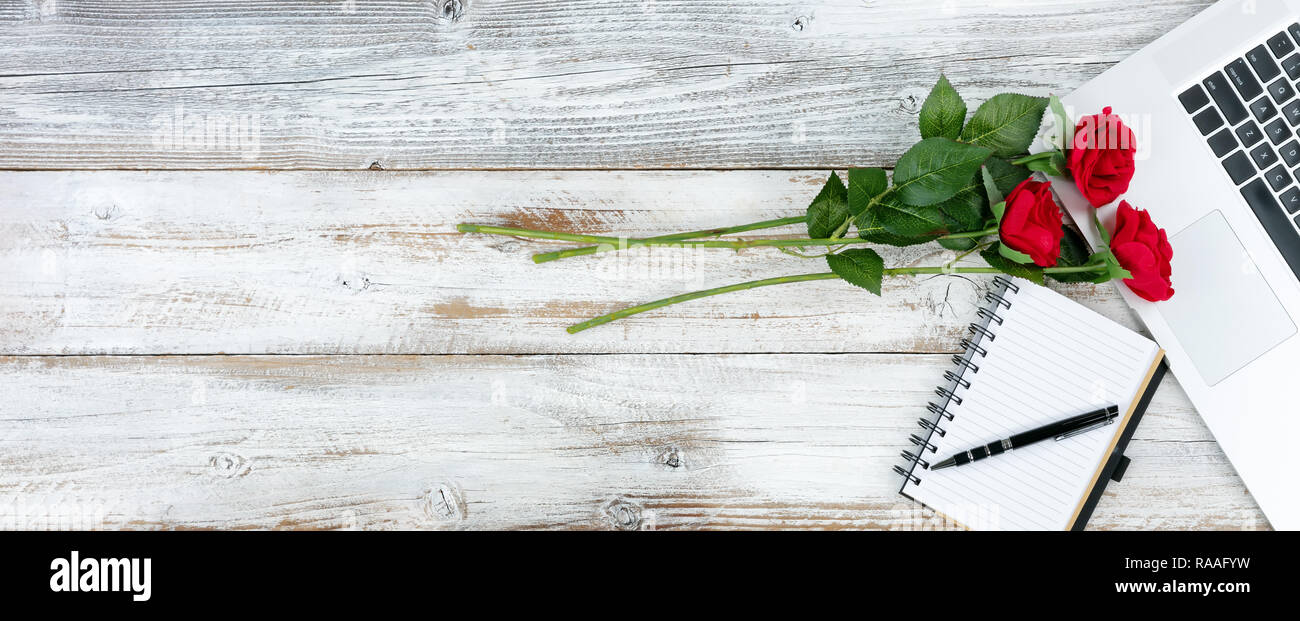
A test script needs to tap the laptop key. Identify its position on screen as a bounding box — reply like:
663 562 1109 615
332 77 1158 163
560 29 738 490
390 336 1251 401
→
1282 140 1300 166
1266 118 1291 144
1238 121 1265 147
1249 45 1284 81
1284 100 1300 127
1290 23 1300 47
1208 128 1238 158
1223 151 1256 185
1270 31 1296 58
1251 97 1279 122
1179 84 1211 113
1266 164 1292 191
1204 72 1250 124
1193 107 1225 135
1285 54 1300 80
1241 178 1300 279
1251 142 1278 169
1227 59 1264 100
1269 78 1297 104
1283 187 1300 213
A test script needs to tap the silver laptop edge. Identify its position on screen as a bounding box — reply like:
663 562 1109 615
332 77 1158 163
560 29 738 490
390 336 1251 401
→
1053 0 1300 530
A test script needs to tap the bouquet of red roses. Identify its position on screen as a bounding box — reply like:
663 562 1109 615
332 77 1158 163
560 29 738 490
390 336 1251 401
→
459 76 1175 333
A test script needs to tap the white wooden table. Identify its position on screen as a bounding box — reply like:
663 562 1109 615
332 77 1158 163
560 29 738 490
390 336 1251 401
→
0 0 1269 530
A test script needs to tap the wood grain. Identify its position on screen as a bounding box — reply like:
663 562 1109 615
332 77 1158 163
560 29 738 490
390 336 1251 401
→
0 1 1255 531
0 170 1141 355
0 0 1213 169
0 354 1266 531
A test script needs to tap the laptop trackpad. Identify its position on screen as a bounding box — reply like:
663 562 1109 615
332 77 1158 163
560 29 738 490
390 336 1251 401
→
1158 211 1296 386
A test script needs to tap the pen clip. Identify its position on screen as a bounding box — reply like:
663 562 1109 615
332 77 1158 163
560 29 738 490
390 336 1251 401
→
1054 417 1116 442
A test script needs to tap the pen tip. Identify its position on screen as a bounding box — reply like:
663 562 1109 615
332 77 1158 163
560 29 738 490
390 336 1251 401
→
930 458 956 471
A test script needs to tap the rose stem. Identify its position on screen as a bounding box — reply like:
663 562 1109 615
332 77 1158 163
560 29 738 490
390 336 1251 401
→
940 226 999 240
457 224 866 251
565 273 842 334
457 223 1003 257
530 216 808 264
1010 152 1058 166
566 262 1109 334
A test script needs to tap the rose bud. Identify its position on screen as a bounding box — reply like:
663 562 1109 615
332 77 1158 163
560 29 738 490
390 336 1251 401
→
1068 107 1136 208
999 178 1065 267
1109 201 1174 302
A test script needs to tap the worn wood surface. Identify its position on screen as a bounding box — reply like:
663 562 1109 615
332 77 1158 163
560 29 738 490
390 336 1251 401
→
0 169 1268 529
0 355 1266 531
1 170 1140 355
0 0 1266 529
0 0 1213 169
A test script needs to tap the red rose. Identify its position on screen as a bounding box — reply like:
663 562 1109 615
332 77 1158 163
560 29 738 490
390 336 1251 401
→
1110 201 1174 302
999 178 1064 267
1068 107 1136 208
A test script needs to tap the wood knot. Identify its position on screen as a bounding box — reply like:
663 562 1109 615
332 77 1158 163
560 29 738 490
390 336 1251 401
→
899 94 921 114
601 498 643 531
339 275 372 292
488 240 523 254
657 447 683 469
791 16 808 31
433 0 465 23
368 160 384 170
208 452 251 478
421 483 467 522
92 204 118 221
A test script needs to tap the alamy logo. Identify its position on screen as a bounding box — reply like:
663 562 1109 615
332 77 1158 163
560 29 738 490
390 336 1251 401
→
49 551 151 602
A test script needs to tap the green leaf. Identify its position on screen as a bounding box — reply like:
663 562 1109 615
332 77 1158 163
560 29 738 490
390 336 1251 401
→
892 138 993 206
855 202 941 246
920 75 967 140
827 248 885 295
1094 212 1112 246
1072 250 1132 285
946 157 1032 232
1049 95 1074 151
982 244 1044 284
984 156 1033 196
847 168 888 217
857 156 1028 246
875 194 950 238
938 236 980 251
998 242 1035 265
980 166 1004 206
1058 225 1091 265
1040 226 1127 284
960 94 1050 158
1047 225 1102 283
935 188 984 230
1102 251 1134 281
806 172 849 239
1024 151 1067 177
990 200 1007 222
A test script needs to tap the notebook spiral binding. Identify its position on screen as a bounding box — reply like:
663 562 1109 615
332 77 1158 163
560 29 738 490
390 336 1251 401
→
892 277 1021 487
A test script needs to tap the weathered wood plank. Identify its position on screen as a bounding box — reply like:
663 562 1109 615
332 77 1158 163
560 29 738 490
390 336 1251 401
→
0 170 1142 354
0 0 1213 169
0 354 1267 530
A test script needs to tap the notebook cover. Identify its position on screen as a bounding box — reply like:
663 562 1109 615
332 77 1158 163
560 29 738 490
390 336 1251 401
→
895 278 1166 531
1068 357 1168 531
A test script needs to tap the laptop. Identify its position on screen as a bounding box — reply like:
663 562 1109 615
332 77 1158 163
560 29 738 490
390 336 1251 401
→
1052 0 1300 529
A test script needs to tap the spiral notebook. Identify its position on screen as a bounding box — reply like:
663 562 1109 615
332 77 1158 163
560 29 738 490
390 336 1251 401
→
895 277 1167 531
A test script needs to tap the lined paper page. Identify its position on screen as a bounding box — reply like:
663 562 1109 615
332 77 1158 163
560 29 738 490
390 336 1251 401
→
901 279 1160 531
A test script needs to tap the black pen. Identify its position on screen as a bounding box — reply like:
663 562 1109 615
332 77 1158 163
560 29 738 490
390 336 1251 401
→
930 405 1121 471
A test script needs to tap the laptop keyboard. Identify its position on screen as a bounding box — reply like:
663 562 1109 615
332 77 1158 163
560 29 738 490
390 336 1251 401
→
1181 23 1300 281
